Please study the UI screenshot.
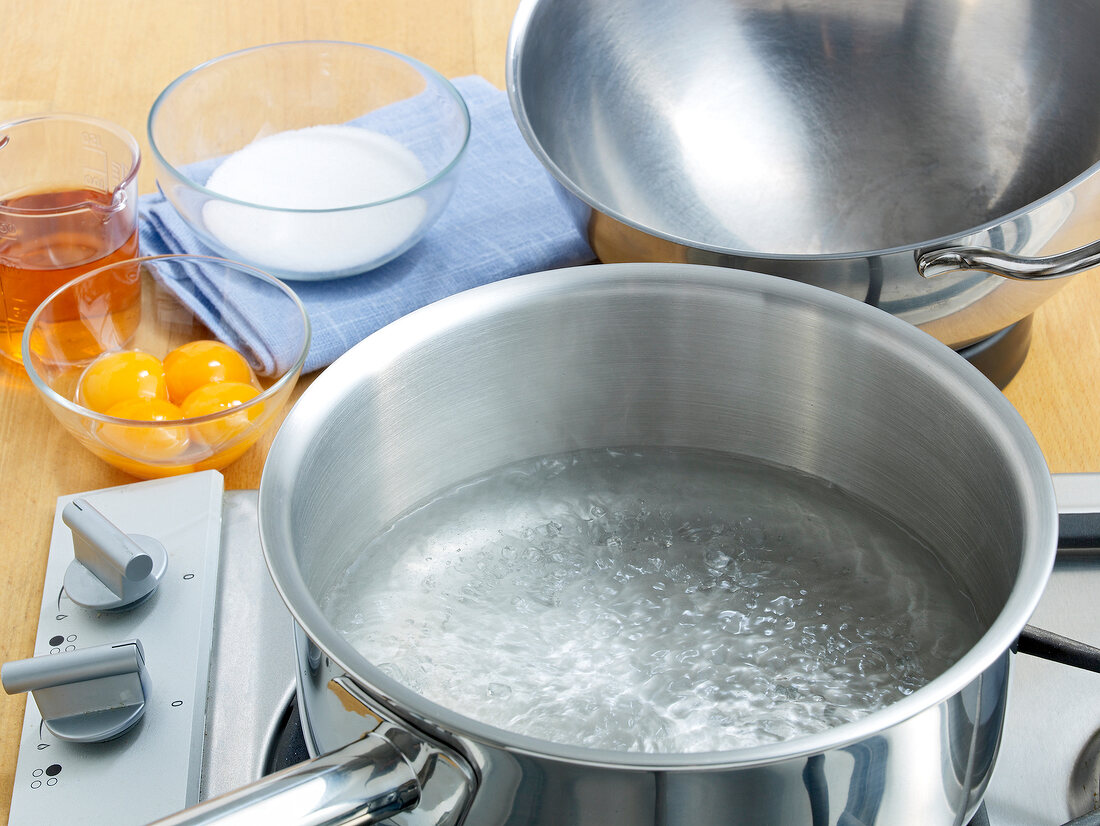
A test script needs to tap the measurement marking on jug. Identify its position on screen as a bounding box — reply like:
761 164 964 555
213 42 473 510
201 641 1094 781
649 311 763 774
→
82 171 107 189
82 142 108 189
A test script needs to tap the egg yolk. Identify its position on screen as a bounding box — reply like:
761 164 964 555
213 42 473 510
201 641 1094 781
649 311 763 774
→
181 381 264 446
164 340 256 405
98 397 189 461
79 350 167 414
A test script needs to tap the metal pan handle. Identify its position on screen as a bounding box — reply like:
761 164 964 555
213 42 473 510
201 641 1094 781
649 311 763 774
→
917 239 1100 281
150 729 421 826
149 676 474 826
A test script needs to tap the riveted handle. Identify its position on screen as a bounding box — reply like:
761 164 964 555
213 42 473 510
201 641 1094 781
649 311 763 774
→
918 239 1100 281
149 731 422 826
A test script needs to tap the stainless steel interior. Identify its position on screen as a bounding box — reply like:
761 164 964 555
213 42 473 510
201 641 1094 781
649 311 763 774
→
510 0 1100 256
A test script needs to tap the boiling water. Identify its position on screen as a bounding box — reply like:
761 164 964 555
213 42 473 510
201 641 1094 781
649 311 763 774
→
323 447 982 753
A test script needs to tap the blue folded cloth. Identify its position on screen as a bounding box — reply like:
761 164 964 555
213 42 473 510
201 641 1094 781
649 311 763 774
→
139 75 594 374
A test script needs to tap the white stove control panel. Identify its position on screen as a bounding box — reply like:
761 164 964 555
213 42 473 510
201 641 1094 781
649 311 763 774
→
5 471 225 826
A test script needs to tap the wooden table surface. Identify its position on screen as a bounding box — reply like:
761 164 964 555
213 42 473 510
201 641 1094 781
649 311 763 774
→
2 2 1099 822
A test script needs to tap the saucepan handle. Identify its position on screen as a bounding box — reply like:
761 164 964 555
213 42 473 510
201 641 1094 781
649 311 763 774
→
150 729 422 826
917 239 1100 281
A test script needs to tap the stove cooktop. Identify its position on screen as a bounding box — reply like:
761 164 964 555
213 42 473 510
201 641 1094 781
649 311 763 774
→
4 471 1100 825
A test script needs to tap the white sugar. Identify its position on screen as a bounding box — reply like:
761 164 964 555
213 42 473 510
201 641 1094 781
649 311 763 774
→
201 124 429 276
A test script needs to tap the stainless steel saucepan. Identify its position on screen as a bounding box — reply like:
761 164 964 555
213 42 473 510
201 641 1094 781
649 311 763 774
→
157 263 1057 825
506 0 1100 349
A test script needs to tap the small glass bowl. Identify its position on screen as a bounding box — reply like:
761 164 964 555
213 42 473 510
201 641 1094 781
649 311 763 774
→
148 40 471 281
22 254 310 479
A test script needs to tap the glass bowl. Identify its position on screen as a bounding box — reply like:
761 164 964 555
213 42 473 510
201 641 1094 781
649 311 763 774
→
148 40 471 281
22 254 311 479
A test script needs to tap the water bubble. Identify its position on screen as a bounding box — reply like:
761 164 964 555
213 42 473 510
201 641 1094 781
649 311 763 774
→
704 546 731 570
323 446 981 753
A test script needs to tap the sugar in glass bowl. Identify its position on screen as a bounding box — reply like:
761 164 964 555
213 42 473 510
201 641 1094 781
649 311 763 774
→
148 41 471 281
22 255 310 479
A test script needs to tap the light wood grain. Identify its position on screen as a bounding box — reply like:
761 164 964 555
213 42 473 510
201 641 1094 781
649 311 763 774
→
0 3 515 820
2 2 1100 823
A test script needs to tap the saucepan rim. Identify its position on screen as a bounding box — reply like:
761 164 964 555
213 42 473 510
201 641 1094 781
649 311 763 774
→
258 262 1057 769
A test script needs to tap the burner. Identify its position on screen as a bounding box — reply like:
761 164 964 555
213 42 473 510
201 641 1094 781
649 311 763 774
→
18 476 1100 824
263 696 310 775
957 315 1032 390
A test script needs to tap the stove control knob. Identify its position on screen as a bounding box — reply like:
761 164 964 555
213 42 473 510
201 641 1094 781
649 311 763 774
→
62 498 168 611
1 639 151 743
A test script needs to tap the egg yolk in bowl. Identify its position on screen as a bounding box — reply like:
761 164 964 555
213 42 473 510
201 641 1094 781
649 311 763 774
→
164 340 256 404
78 350 168 414
73 340 268 476
181 381 264 447
98 397 190 462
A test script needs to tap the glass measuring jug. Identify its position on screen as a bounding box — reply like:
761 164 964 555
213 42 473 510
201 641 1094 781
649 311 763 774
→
0 113 141 364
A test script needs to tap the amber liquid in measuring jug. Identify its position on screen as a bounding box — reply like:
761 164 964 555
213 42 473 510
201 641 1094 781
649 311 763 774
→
0 187 140 364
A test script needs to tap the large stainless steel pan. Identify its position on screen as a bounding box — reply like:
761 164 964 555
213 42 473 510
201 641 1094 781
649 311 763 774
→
157 263 1056 825
506 0 1100 348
